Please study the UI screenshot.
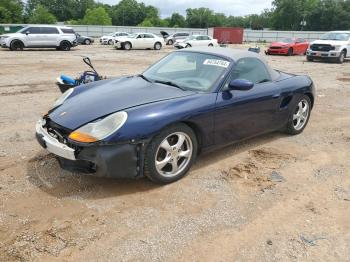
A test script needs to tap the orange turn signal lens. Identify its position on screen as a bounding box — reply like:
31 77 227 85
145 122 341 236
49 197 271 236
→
69 131 98 143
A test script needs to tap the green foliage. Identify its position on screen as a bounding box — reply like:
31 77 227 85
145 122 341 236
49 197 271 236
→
28 5 57 24
0 0 23 23
0 0 349 30
82 7 112 25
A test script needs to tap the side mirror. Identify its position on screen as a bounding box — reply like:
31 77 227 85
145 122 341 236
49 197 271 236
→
25 31 30 35
228 79 254 91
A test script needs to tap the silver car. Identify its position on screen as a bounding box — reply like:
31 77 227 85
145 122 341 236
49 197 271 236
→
166 32 190 45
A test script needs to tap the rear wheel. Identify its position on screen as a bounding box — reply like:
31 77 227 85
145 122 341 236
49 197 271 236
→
84 39 91 45
186 44 192 48
144 124 198 184
167 39 173 45
108 39 113 45
10 40 24 51
337 50 345 64
285 95 311 135
154 42 162 50
208 43 214 47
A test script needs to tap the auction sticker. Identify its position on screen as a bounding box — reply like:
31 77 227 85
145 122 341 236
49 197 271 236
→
203 59 230 68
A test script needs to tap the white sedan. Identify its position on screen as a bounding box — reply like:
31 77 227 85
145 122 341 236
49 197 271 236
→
115 33 164 50
174 35 219 49
100 32 130 45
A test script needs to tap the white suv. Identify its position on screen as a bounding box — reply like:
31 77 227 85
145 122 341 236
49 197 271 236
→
306 31 350 63
0 25 78 51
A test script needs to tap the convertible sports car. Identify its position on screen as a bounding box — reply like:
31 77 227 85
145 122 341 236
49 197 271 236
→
35 48 315 184
267 38 309 56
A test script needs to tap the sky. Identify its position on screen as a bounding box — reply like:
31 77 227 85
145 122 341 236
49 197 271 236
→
99 0 273 18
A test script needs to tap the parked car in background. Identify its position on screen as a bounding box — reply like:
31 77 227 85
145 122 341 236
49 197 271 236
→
174 35 218 49
100 32 130 45
266 38 309 56
306 31 350 64
166 32 190 45
115 33 164 50
76 33 94 45
35 48 315 184
0 25 77 51
160 31 170 40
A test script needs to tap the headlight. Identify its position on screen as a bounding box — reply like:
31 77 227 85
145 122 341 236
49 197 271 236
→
69 111 128 143
53 88 74 108
333 45 341 51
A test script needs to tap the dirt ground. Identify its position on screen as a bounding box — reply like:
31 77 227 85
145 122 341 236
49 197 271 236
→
0 43 349 262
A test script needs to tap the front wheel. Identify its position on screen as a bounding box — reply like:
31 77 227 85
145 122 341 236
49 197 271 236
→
59 41 71 51
337 51 345 64
285 96 311 135
84 39 91 45
10 40 24 51
307 56 314 62
287 48 293 56
208 43 214 47
144 124 198 184
123 42 131 50
185 44 192 48
167 39 173 45
108 39 113 45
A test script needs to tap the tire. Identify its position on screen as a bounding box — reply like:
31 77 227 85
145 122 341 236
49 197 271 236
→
307 56 314 62
123 42 131 50
84 39 91 45
154 42 162 50
108 39 113 45
59 41 71 51
285 95 311 135
10 40 24 51
144 123 198 184
208 43 214 47
185 44 192 48
337 50 345 64
167 39 173 45
287 48 293 56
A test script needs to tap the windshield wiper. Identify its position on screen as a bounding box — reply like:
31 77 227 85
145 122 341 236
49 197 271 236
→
137 74 152 83
154 80 185 91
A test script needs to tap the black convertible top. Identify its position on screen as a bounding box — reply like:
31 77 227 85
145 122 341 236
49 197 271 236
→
179 47 280 81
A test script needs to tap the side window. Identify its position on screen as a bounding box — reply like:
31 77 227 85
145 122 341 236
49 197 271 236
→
173 33 179 37
224 57 271 88
41 27 59 34
25 27 41 34
203 36 210 40
196 36 202 40
145 34 155 38
60 28 75 34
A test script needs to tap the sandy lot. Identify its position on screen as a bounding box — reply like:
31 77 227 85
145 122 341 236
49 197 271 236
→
0 43 349 262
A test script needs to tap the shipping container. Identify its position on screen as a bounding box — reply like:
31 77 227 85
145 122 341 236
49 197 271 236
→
208 27 244 44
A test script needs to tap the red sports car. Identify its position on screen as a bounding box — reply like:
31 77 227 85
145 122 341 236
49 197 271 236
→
266 38 309 56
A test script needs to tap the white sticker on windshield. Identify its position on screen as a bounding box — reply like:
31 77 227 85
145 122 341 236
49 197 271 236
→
203 59 230 68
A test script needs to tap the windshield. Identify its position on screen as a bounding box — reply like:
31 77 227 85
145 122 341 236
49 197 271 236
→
143 52 230 92
320 32 350 41
281 38 294 43
17 27 28 33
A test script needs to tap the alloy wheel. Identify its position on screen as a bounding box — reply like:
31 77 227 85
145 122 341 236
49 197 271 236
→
155 132 193 177
293 99 309 131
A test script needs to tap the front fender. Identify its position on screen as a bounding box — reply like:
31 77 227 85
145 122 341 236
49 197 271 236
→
107 93 217 149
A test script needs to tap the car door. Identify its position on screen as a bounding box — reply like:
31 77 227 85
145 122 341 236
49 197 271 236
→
214 57 283 145
144 34 155 48
24 27 43 46
41 27 60 46
294 38 306 54
134 34 145 49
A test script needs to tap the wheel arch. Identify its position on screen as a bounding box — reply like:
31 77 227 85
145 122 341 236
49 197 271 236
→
304 92 314 109
10 39 25 47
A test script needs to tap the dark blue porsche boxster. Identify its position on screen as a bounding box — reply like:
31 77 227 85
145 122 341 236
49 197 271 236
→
36 47 315 184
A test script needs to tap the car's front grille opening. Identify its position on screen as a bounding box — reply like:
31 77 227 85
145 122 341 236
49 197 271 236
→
310 44 334 52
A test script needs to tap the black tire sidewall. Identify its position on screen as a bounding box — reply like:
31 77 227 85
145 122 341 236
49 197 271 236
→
85 39 91 45
286 95 312 135
60 41 71 51
10 40 23 51
144 123 198 184
338 51 345 64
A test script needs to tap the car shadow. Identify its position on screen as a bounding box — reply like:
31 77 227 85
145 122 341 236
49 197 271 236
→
26 131 287 200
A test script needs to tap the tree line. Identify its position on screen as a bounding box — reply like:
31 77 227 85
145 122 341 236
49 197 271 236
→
0 0 349 30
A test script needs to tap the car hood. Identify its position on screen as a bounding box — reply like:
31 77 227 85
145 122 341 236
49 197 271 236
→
270 41 291 47
49 76 196 130
311 39 348 45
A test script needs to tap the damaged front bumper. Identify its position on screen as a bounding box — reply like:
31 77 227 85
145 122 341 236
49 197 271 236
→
35 118 146 179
